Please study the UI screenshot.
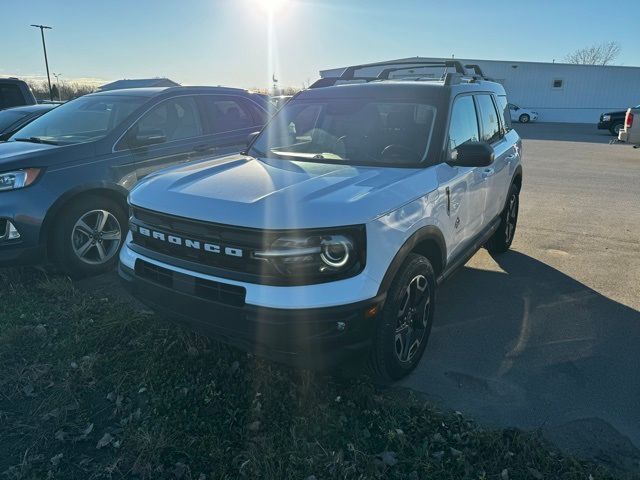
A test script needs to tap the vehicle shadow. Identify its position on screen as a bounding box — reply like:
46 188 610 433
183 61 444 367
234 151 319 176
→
403 250 640 468
514 123 614 144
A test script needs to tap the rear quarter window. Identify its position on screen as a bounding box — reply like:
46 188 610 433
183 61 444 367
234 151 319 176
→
496 95 512 132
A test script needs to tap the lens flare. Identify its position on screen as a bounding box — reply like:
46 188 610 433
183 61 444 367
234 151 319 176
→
254 0 288 13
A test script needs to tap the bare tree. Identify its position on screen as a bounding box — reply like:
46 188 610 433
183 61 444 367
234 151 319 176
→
28 80 97 101
565 41 621 66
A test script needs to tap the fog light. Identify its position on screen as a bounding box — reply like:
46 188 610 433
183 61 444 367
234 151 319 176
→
0 220 20 240
8 222 20 240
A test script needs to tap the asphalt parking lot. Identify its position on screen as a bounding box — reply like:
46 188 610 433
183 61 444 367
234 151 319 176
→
401 123 640 468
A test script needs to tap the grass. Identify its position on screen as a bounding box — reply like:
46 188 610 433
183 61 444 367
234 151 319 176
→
0 268 632 479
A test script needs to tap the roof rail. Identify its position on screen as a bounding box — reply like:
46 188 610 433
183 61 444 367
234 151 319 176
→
376 63 456 80
464 64 494 81
310 60 491 89
340 59 465 80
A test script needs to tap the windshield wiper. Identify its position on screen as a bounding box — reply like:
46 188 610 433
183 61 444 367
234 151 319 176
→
14 136 59 146
270 151 328 161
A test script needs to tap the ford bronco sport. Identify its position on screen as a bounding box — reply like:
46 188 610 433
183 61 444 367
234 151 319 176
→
119 61 523 380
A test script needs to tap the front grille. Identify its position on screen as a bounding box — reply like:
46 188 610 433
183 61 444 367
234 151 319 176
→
130 206 281 278
129 206 366 286
135 259 246 307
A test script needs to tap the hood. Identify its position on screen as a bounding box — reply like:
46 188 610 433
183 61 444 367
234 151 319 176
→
0 141 93 171
130 154 434 229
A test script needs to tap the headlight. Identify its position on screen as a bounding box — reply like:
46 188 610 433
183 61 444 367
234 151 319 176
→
254 227 366 283
602 114 611 122
0 168 42 192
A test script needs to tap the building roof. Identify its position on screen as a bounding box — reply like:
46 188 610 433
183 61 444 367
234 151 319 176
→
97 78 180 91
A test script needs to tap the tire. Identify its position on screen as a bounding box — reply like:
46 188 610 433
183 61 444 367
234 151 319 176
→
51 195 127 278
370 253 436 382
486 184 519 254
610 123 623 136
518 114 530 124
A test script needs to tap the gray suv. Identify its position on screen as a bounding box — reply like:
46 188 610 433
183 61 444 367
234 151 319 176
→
0 86 270 277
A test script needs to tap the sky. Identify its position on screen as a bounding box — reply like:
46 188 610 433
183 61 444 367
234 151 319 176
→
2 0 640 90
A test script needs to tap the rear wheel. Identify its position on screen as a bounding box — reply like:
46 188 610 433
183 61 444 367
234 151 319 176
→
610 123 623 136
370 254 436 382
486 184 519 254
518 114 530 124
51 195 127 278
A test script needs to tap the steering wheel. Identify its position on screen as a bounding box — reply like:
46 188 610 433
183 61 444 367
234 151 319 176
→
331 135 350 152
381 144 418 162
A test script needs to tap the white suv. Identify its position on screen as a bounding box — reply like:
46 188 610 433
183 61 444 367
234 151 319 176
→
119 61 523 381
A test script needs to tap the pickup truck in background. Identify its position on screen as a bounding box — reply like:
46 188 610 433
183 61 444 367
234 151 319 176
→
0 78 37 110
618 106 640 146
598 106 639 136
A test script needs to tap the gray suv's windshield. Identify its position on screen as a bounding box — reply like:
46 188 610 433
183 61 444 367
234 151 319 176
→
10 94 146 145
250 98 437 165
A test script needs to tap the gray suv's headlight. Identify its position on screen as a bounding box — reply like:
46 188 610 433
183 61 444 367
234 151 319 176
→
254 226 366 283
0 169 42 191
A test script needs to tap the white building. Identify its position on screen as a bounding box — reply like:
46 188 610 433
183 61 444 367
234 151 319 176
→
319 57 640 123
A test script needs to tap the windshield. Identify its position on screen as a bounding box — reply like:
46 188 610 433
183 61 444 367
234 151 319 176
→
9 94 146 145
250 98 437 165
0 109 31 132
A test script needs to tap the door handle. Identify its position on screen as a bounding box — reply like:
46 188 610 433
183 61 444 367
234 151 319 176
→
505 154 517 160
482 168 494 178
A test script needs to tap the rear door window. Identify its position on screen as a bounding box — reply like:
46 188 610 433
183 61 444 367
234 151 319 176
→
133 96 203 142
202 96 259 134
475 94 502 144
448 95 479 153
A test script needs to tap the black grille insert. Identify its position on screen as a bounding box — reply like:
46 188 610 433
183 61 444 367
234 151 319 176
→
135 260 246 307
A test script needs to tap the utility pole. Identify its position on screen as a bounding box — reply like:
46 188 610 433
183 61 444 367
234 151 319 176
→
30 24 53 101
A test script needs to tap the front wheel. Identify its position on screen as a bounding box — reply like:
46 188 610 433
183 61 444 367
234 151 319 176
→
370 254 436 382
51 195 127 278
519 114 530 124
486 185 519 254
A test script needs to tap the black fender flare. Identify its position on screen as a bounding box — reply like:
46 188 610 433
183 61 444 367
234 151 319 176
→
40 182 129 245
501 165 523 211
377 225 447 296
511 164 523 190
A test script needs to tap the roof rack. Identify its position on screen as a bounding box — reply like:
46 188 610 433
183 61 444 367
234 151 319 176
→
310 59 489 89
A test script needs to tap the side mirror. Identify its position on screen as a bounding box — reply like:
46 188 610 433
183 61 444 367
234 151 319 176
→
450 142 495 167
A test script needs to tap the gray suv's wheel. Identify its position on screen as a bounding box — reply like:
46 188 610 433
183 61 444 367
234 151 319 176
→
518 114 530 123
51 195 126 278
370 253 436 382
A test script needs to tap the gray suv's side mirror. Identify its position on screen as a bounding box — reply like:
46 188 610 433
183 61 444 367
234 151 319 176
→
450 142 495 167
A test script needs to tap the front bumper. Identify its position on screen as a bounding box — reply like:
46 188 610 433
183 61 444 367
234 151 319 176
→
0 186 50 267
597 121 612 130
0 241 46 266
119 260 384 369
